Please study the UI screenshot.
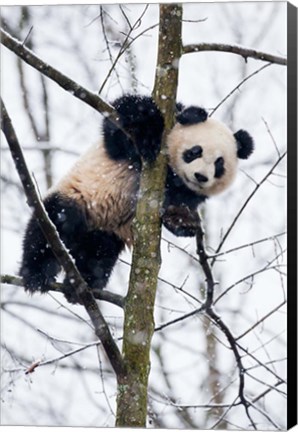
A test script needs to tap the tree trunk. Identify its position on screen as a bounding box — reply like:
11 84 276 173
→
115 3 182 427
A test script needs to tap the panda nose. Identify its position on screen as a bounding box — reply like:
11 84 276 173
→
195 172 208 183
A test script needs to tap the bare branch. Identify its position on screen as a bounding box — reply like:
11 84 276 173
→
1 274 125 308
196 219 216 307
194 220 258 428
236 300 286 341
98 6 154 95
215 249 286 304
206 308 257 429
212 152 286 264
1 100 124 377
183 43 287 65
248 399 282 429
154 306 204 333
1 28 115 118
99 6 124 94
262 117 281 157
4 339 102 374
237 343 286 384
210 63 272 117
207 232 286 260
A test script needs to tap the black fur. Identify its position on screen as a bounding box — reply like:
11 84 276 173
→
214 156 225 178
161 168 206 236
163 168 206 210
103 95 164 163
162 205 202 237
20 193 124 299
62 230 124 304
183 145 203 163
176 106 208 125
103 97 208 237
20 94 254 303
234 129 254 159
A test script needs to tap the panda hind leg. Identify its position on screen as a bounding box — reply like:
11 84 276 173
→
20 192 89 294
20 215 61 293
63 230 125 304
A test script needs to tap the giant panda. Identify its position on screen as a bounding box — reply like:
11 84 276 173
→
19 94 254 303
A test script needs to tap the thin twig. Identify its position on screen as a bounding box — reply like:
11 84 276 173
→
215 249 286 304
99 6 124 94
237 343 286 384
207 232 286 260
154 306 204 333
246 371 286 397
182 18 208 23
22 25 33 46
236 300 286 341
210 63 272 117
212 152 286 264
5 340 102 374
248 399 282 429
98 5 151 95
262 117 281 157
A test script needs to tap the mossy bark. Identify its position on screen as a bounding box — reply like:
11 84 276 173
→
115 4 182 427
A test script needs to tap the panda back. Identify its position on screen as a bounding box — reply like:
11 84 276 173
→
51 141 140 246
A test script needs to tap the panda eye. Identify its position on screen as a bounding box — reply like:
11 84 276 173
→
182 145 203 163
214 156 225 178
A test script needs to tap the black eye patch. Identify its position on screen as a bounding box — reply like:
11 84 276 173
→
182 145 203 163
214 156 225 178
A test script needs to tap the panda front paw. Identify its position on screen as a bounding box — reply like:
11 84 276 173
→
176 107 208 125
111 95 165 163
162 205 201 237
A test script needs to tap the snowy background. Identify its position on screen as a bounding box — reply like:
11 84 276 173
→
1 2 287 429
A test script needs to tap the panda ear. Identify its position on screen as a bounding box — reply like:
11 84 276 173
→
234 129 254 159
176 106 208 125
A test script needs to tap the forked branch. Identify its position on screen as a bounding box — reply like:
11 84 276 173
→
195 221 257 429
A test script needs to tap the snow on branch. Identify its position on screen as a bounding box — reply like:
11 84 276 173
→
183 43 287 66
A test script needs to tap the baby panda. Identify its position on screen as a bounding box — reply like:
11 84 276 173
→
20 94 254 303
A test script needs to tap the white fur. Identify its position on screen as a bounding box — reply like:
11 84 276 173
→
166 118 238 196
50 142 139 247
48 117 238 247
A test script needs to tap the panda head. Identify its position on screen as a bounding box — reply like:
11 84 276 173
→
167 107 254 196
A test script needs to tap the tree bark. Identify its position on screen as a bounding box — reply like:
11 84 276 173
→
115 3 182 427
